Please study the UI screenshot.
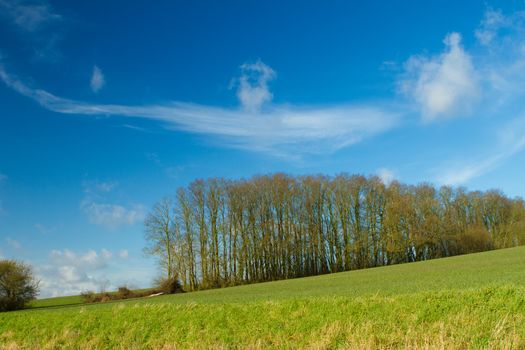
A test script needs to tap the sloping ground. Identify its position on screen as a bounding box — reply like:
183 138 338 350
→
3 246 525 349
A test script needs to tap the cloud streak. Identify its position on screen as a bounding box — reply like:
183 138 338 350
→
0 62 400 156
437 116 525 185
0 0 61 32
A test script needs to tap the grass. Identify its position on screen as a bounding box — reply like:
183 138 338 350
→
29 295 84 309
2 246 525 349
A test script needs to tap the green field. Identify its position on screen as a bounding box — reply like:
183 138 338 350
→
2 247 525 349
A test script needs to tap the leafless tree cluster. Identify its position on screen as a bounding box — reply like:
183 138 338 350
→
145 174 525 291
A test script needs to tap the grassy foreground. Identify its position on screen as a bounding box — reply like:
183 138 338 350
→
2 247 525 349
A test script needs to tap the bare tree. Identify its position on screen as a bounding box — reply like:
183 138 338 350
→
144 197 176 280
145 174 525 293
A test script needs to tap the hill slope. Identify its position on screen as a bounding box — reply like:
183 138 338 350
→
3 247 525 349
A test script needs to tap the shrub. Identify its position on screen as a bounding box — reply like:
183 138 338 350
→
0 260 39 311
156 277 184 294
80 290 97 303
116 286 133 299
81 281 183 304
82 291 115 303
99 293 112 303
459 226 493 254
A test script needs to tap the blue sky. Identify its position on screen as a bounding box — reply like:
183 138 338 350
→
2 0 525 297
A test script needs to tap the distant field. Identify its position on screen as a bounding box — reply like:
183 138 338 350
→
29 288 155 309
29 295 84 309
2 247 525 349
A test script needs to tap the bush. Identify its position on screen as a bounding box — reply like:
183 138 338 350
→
116 286 133 299
0 260 39 311
82 286 151 303
156 277 184 294
458 226 493 254
80 290 97 303
80 281 183 304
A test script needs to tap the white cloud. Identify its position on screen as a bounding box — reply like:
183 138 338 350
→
90 65 105 93
0 0 61 32
475 9 508 45
473 9 525 47
401 32 479 121
235 60 276 112
101 248 112 259
119 249 129 259
376 168 395 185
80 180 145 230
477 13 525 106
431 9 525 184
6 237 20 249
34 249 152 297
50 249 111 269
0 61 400 156
81 201 145 229
37 248 131 297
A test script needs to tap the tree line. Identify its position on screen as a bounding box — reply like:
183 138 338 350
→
144 174 525 291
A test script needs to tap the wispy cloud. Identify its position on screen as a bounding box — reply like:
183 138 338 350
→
0 61 400 156
6 237 21 249
0 0 63 61
80 180 145 230
437 155 504 186
90 65 105 93
118 249 129 259
82 201 146 229
145 152 191 179
82 179 119 194
34 223 54 235
400 32 479 121
475 9 510 46
0 0 60 32
437 116 525 185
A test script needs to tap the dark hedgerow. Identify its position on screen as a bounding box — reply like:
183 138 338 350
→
81 281 184 304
